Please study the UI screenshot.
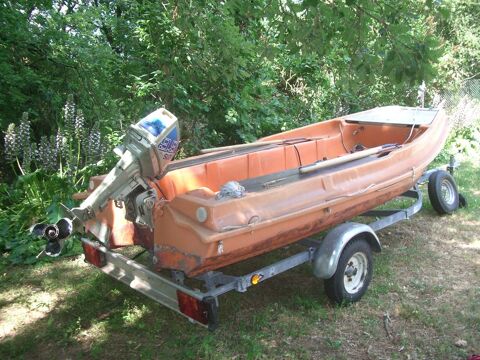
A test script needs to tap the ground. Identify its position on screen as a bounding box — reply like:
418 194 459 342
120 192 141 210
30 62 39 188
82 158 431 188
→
0 160 478 359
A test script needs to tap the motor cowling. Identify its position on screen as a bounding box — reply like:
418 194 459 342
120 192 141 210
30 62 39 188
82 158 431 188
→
124 108 180 179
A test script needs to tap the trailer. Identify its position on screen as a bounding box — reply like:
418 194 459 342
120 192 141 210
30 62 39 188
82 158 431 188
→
79 159 463 330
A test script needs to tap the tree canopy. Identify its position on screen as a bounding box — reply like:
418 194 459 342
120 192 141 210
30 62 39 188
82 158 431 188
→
1 0 479 264
2 0 475 154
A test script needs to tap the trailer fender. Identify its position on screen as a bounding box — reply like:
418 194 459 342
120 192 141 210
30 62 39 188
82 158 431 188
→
312 222 381 279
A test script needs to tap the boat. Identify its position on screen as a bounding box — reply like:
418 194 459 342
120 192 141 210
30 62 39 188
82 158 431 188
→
69 105 449 277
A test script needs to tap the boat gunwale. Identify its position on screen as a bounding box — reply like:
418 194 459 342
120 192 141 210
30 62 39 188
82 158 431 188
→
164 112 430 174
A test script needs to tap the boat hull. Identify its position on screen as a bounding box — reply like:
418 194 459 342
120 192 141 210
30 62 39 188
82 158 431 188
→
82 107 450 277
150 111 448 276
155 174 416 276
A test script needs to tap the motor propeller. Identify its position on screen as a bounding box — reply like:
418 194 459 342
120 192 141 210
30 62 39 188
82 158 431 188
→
30 218 73 257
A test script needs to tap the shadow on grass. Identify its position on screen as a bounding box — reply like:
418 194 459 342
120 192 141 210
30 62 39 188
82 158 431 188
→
0 247 332 359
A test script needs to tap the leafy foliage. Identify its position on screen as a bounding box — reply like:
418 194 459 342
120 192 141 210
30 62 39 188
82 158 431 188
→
0 161 117 265
0 171 77 265
0 0 478 264
434 0 480 83
434 89 480 164
0 0 444 152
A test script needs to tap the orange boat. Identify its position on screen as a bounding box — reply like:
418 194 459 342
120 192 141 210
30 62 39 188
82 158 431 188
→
75 106 449 276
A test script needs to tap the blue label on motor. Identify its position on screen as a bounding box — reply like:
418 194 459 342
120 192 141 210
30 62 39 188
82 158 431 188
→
139 117 166 137
158 127 179 160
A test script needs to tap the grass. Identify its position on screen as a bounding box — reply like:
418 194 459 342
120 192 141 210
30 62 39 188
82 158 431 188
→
0 158 479 359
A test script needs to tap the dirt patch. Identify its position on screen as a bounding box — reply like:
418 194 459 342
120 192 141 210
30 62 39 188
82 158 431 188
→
0 289 61 341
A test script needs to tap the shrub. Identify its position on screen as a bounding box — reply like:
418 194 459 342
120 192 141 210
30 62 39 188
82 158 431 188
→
1 97 116 265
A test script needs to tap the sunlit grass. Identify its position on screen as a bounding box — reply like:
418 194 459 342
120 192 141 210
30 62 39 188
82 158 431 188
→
0 160 478 359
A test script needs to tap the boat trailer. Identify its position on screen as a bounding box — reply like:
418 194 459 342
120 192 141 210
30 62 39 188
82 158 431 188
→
80 159 463 330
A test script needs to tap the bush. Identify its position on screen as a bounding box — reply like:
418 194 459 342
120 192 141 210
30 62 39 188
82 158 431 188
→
0 171 75 264
434 93 480 164
0 97 119 265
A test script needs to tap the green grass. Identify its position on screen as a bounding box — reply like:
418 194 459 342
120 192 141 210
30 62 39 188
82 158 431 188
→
0 159 478 359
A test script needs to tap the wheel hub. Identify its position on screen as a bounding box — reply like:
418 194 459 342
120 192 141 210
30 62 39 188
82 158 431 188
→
344 263 358 278
344 252 368 294
440 178 455 205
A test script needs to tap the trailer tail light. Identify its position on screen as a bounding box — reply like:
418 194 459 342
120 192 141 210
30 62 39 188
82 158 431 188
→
176 291 218 329
177 290 209 325
82 241 106 268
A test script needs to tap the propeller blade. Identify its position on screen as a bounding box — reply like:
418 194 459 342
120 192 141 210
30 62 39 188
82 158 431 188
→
30 223 47 237
56 218 73 240
30 217 73 257
45 240 62 257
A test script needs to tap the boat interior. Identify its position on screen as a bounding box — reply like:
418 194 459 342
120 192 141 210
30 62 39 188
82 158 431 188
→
157 118 428 200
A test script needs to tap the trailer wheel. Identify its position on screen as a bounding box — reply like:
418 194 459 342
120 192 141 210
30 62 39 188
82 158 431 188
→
324 238 373 304
428 170 459 215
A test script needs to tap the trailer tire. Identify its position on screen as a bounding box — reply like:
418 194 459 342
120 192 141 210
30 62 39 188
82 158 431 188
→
324 237 373 304
428 170 459 215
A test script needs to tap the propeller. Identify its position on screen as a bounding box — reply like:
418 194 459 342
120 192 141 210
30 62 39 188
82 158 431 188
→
30 218 73 257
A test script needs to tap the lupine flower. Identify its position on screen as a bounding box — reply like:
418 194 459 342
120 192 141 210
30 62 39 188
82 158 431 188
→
74 108 85 141
56 128 66 160
35 136 57 171
22 143 32 173
17 112 31 155
4 123 18 161
49 135 58 169
86 122 102 162
35 136 46 163
3 97 107 176
58 130 71 168
63 94 75 139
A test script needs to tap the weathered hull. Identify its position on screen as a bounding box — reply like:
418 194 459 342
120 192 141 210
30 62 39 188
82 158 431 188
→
82 107 449 277
156 176 415 276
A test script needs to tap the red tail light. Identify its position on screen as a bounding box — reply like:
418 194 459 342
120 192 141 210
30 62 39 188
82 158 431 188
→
177 290 210 325
82 242 106 267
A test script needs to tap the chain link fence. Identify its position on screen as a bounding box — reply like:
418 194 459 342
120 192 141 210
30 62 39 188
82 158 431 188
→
428 79 480 162
432 79 480 129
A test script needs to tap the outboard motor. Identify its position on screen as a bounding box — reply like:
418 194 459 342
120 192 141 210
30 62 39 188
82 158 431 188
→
31 108 180 255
